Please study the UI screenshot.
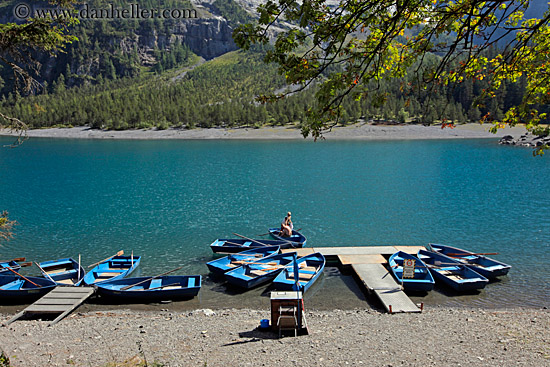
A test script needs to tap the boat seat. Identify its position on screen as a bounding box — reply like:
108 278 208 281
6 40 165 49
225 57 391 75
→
0 280 24 290
188 277 196 287
150 279 162 288
47 269 77 276
287 272 315 280
250 269 267 277
242 241 253 247
301 266 317 272
447 274 465 281
94 272 118 279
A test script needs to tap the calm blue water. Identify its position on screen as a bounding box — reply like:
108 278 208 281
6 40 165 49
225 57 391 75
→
0 137 548 308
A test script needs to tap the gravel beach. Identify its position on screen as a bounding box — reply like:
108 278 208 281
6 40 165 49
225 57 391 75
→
0 123 528 141
0 307 548 367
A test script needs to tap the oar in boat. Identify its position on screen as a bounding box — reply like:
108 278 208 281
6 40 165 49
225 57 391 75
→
5 267 42 287
120 266 184 291
0 261 31 271
257 227 302 236
232 233 272 247
233 232 295 248
446 252 499 257
87 250 124 269
427 262 466 267
0 257 26 263
77 254 81 281
232 261 278 266
135 282 181 291
224 240 249 246
34 262 56 283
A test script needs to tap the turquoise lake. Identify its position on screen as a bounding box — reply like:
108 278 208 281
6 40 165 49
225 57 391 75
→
0 136 548 309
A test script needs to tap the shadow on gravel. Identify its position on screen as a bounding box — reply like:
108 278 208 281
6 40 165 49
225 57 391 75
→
222 328 280 346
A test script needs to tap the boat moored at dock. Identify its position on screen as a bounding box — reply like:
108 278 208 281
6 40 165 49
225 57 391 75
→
268 228 307 248
272 252 325 292
224 252 296 289
417 249 488 292
0 274 57 303
38 258 85 286
82 255 140 286
95 275 201 301
428 243 511 279
207 246 280 275
389 251 435 293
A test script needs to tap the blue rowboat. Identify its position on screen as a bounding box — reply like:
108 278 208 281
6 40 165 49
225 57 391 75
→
0 260 22 274
389 251 435 292
210 238 290 254
428 243 511 279
417 249 488 292
272 252 325 293
38 258 85 286
0 275 56 303
268 228 307 247
95 275 201 301
225 252 296 289
82 255 141 286
207 246 280 275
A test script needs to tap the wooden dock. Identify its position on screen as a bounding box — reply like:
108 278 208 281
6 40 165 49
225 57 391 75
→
282 245 426 313
4 286 95 326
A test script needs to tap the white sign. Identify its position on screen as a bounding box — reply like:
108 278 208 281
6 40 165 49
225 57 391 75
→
403 259 416 278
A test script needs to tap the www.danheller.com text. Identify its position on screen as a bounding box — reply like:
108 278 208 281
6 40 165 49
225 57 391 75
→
13 2 198 20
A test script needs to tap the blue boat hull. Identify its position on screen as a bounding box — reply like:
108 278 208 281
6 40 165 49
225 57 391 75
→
0 275 57 303
389 251 435 293
95 275 201 301
268 228 307 247
0 261 21 274
418 249 488 292
82 255 141 286
272 252 325 293
206 246 280 275
210 239 292 254
429 243 511 279
39 258 85 286
224 253 296 289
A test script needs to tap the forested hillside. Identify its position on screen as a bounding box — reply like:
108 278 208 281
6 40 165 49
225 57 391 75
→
0 0 545 130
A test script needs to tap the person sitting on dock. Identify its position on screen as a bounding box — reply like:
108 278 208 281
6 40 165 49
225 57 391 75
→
280 212 293 237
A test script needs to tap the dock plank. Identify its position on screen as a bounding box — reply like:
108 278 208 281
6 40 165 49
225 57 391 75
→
313 246 398 256
33 298 82 306
352 263 420 313
3 286 95 326
280 248 316 257
338 254 386 265
393 246 426 254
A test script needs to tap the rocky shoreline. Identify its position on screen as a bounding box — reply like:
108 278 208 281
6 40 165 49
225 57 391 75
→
0 123 528 141
0 307 548 366
499 131 550 148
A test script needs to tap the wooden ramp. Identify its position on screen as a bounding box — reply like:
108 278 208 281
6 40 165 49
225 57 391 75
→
282 245 425 313
352 263 421 313
4 287 95 326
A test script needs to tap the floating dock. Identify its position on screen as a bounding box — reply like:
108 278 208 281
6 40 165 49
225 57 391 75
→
282 245 426 313
4 286 95 326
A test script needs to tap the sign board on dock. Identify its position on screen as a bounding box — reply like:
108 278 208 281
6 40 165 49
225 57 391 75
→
403 259 415 278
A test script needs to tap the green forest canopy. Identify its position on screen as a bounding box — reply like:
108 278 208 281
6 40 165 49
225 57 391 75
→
234 0 550 149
